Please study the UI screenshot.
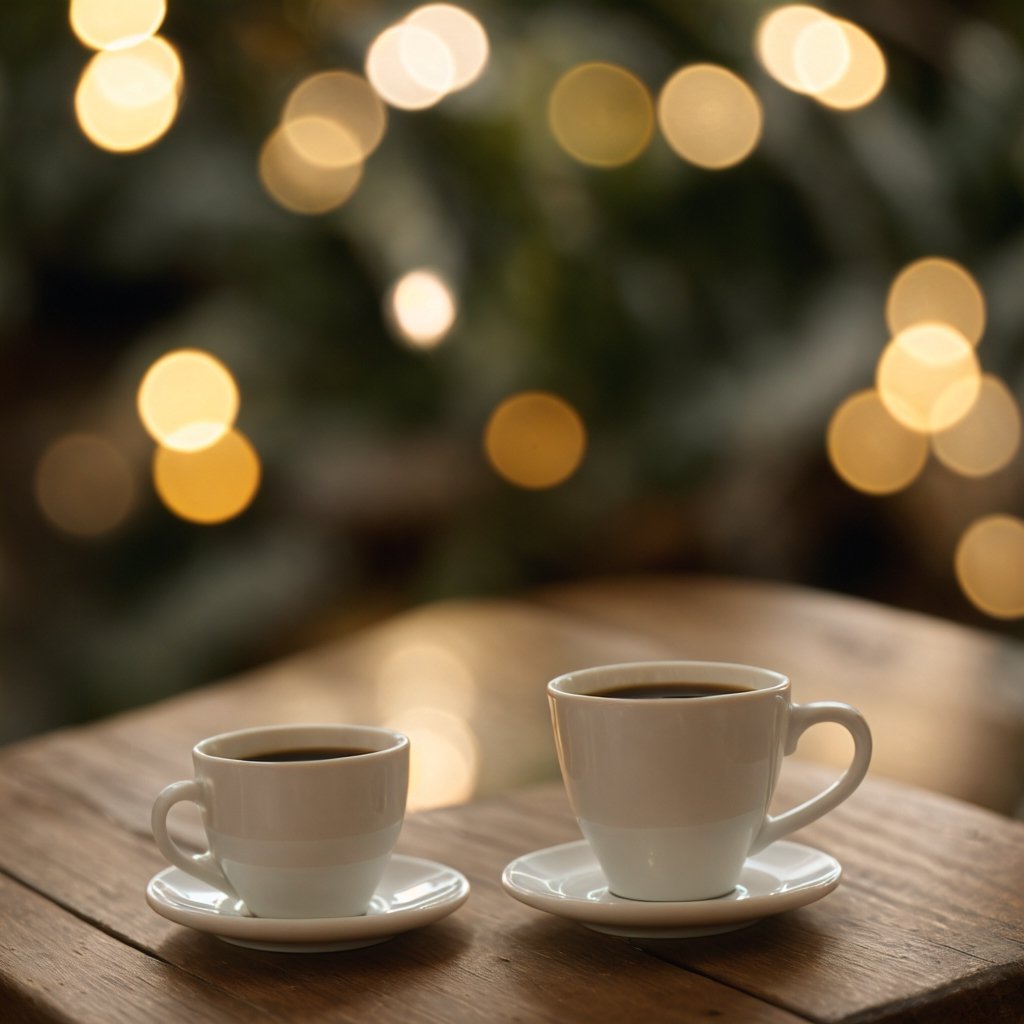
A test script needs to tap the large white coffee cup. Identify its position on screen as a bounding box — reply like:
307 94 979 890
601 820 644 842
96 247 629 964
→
151 724 409 918
548 661 871 902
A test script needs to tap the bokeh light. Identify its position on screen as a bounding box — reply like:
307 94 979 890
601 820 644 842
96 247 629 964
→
405 4 489 92
366 24 454 110
34 434 136 538
931 375 1021 477
74 37 182 153
376 640 478 718
875 323 982 434
282 71 387 168
657 64 763 170
70 0 166 52
153 429 261 525
756 5 832 94
484 391 586 489
827 389 929 494
388 269 457 348
385 707 479 810
137 349 239 452
259 123 364 214
885 257 986 346
793 15 850 93
548 62 654 168
814 19 887 110
955 515 1024 619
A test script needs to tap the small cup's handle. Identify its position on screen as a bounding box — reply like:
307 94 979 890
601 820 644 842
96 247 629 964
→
750 701 872 854
151 779 237 896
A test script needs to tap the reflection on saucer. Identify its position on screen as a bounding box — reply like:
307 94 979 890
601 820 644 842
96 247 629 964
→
147 854 470 952
501 839 840 939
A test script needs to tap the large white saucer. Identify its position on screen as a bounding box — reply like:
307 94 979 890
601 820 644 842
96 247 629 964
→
501 839 840 938
147 854 469 952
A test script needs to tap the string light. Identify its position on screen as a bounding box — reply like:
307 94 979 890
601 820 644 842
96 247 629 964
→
885 257 986 347
387 269 458 348
955 515 1024 619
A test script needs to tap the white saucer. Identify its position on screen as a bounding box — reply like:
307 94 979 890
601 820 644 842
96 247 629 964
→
146 854 470 952
501 839 840 938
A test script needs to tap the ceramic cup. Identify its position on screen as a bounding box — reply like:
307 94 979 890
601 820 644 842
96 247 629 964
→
151 724 409 919
548 661 872 902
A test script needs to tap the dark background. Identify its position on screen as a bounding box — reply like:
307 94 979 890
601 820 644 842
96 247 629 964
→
2 0 1023 743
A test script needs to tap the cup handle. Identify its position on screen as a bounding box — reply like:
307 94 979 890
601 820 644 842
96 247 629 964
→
750 701 872 854
151 779 237 896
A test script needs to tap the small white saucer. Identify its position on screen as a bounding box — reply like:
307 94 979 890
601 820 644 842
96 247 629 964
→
501 839 840 939
146 854 470 952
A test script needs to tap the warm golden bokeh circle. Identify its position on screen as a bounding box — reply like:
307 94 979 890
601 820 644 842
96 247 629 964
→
826 389 929 495
875 323 982 434
548 62 654 168
366 24 454 110
931 375 1021 477
75 38 182 153
657 64 762 170
137 349 239 452
282 71 387 167
259 124 364 215
484 391 586 489
756 5 831 94
815 19 887 110
153 429 261 525
793 16 850 93
955 515 1024 619
885 257 986 346
34 434 136 538
388 269 457 347
70 0 166 51
406 4 489 91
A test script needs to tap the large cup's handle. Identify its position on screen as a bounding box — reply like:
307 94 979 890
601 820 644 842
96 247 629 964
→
151 780 237 896
750 702 872 855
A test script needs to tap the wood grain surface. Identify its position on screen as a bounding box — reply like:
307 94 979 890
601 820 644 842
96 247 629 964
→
1 576 1022 1023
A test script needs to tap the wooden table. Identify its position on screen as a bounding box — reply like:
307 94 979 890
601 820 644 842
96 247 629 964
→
2 575 1023 1022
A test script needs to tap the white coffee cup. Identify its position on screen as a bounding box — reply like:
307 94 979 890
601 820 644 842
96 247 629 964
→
151 724 409 919
548 661 872 902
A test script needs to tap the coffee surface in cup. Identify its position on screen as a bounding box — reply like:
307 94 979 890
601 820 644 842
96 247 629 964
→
242 746 375 762
590 681 752 699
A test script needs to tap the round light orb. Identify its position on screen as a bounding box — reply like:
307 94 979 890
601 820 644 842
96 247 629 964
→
547 62 654 168
875 323 982 434
815 19 887 110
931 375 1021 477
137 349 239 452
657 64 763 170
282 71 387 167
955 515 1024 619
756 5 832 94
388 269 457 348
34 434 136 538
70 0 166 52
405 4 489 91
153 429 261 525
259 124 363 215
827 389 929 494
365 24 453 110
484 391 586 489
885 257 986 347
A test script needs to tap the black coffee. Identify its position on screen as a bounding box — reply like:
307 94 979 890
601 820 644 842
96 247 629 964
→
243 747 375 762
591 682 751 699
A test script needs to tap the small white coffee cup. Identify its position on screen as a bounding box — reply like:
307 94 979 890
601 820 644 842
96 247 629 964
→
548 661 872 902
151 724 409 919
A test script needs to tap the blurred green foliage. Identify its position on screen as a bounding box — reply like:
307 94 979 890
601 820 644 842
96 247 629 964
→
1 0 1023 741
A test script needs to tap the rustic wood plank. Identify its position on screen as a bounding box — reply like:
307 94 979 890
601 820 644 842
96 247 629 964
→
535 575 1024 813
2 581 1023 1023
0 873 260 1024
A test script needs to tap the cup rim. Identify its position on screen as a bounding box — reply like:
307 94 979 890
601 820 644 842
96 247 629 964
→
193 723 409 764
547 660 789 701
